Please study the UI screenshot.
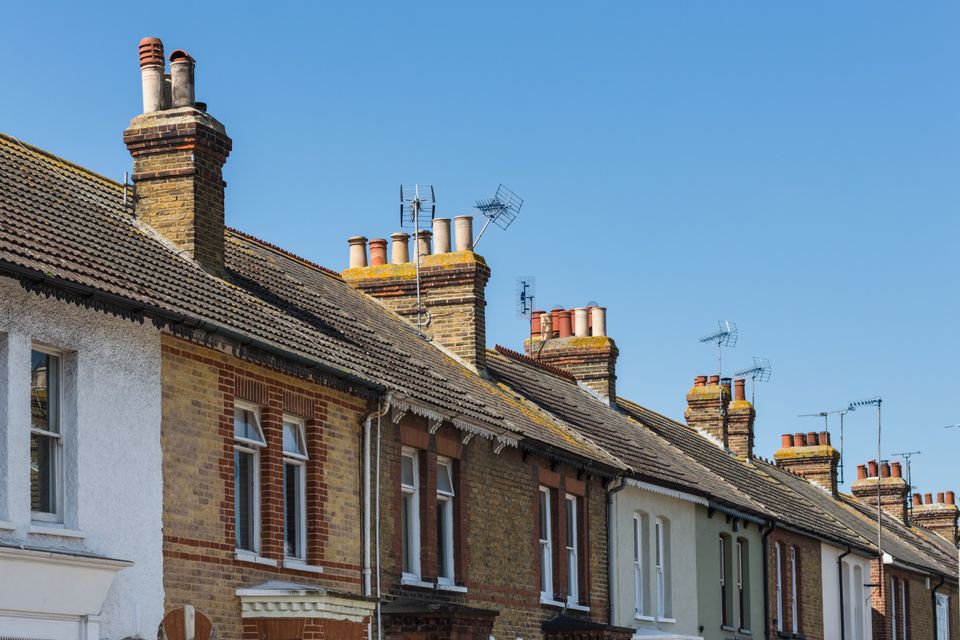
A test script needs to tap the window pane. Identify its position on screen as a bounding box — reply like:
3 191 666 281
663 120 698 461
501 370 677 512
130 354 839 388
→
401 454 415 487
284 462 301 557
566 497 575 544
31 350 59 433
234 407 264 443
283 421 304 455
655 522 662 565
437 499 447 578
30 432 57 513
437 461 454 495
235 450 253 550
401 494 412 573
634 518 639 562
539 491 549 541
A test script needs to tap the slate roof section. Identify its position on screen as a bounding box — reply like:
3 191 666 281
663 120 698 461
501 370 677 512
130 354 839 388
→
0 132 620 470
485 348 765 513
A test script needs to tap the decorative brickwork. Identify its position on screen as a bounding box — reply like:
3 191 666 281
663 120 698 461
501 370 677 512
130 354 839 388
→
525 336 619 401
124 107 232 275
342 252 491 369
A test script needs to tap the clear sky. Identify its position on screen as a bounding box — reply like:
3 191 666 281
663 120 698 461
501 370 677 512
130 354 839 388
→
3 2 957 493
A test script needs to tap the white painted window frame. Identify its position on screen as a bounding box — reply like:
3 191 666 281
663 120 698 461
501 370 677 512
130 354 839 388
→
436 456 455 585
539 486 553 600
899 577 908 640
565 493 579 606
935 592 949 640
790 546 799 634
29 346 64 524
655 517 667 619
736 539 745 630
400 447 421 581
720 535 728 627
234 401 264 554
775 542 783 632
282 415 308 561
633 513 646 617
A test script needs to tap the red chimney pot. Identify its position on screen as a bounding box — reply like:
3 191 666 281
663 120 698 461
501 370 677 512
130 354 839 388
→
368 239 387 266
820 431 830 446
807 432 819 446
695 375 707 387
947 491 955 505
794 432 807 446
867 460 879 477
913 494 923 507
708 375 720 385
557 310 573 338
531 310 544 336
139 37 165 68
936 492 945 504
781 434 795 448
891 462 902 478
924 493 933 505
880 462 891 478
857 464 867 480
734 378 746 402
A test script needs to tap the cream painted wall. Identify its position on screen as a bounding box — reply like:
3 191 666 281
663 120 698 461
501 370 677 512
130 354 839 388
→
821 544 873 640
694 507 765 640
610 483 702 638
0 277 164 640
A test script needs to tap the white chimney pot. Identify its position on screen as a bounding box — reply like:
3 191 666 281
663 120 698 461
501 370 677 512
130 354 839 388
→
590 307 607 337
454 216 474 252
348 236 368 268
433 218 451 254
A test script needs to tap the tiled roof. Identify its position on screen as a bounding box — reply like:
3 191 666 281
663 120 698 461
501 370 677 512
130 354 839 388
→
0 132 621 471
486 349 765 513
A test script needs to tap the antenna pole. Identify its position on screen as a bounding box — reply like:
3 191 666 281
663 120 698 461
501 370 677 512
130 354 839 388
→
876 400 882 576
839 411 846 484
413 185 423 336
473 216 494 248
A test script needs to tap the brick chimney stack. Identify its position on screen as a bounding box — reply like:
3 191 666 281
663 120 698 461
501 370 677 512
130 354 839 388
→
850 460 909 523
685 375 730 449
523 306 618 402
124 37 232 276
773 431 841 494
726 378 755 459
910 490 958 546
341 216 491 370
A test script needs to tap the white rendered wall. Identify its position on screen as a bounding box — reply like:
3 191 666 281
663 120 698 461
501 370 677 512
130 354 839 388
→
0 276 163 640
821 543 873 640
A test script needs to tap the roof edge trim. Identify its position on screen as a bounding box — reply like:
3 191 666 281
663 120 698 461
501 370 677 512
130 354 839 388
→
626 479 709 506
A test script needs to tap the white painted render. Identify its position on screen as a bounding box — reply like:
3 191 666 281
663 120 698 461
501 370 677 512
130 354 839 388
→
610 482 702 639
0 277 163 640
821 543 873 640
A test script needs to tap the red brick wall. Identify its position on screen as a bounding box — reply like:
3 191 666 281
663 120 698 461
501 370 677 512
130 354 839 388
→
766 529 824 640
870 563 960 640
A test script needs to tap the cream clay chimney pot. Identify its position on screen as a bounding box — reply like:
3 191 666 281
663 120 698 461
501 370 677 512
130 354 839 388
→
454 216 474 252
573 308 589 337
590 306 607 337
169 49 196 108
433 218 451 254
348 236 368 268
390 232 410 264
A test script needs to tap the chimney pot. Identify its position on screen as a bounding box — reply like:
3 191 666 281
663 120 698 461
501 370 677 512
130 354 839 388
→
573 308 589 337
531 310 544 336
590 306 607 337
454 216 474 252
936 491 945 504
820 431 830 446
734 378 746 401
868 460 879 477
348 236 368 268
947 491 955 505
414 230 432 258
891 462 902 478
857 464 867 480
539 312 553 341
369 239 387 266
781 434 795 448
433 218 451 254
925 493 933 505
807 431 819 446
880 462 891 478
694 375 707 387
794 432 807 446
721 378 732 398
168 49 196 108
390 232 410 264
557 310 573 338
138 37 166 113
708 375 721 386
913 494 923 507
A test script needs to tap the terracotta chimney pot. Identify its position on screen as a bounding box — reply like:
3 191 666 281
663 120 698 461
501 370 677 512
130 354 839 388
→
573 308 589 337
348 236 368 268
857 464 867 480
868 460 879 477
913 494 923 507
708 375 721 386
925 493 933 505
433 218 451 254
936 492 945 504
390 232 410 264
794 432 807 446
454 216 474 252
368 239 387 266
531 310 544 336
781 434 795 448
734 379 746 402
557 310 573 338
695 375 707 387
820 431 830 446
549 309 562 339
947 491 955 505
807 432 819 446
880 462 891 478
891 462 902 478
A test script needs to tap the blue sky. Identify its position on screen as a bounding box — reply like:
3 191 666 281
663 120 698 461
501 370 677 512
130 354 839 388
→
3 2 958 492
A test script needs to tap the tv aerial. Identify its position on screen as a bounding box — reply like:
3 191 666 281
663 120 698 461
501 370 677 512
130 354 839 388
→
733 356 771 405
699 320 738 377
516 277 536 319
797 407 851 483
400 184 436 335
891 450 922 511
473 184 523 247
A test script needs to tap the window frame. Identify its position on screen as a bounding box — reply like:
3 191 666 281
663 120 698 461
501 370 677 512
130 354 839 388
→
935 592 949 640
633 513 646 617
720 535 729 627
655 516 668 619
539 486 554 600
435 456 456 585
736 539 745 629
790 546 799 634
400 447 421 581
565 493 579 606
899 577 908 640
775 542 783 632
281 415 308 561
233 400 265 554
30 346 64 524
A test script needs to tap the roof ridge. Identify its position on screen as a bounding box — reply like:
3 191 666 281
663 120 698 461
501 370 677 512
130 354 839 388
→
227 227 344 281
0 131 124 192
493 345 577 382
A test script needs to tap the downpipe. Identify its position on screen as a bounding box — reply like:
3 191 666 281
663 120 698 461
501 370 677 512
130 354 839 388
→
362 395 392 639
761 520 777 640
606 477 629 626
838 546 852 640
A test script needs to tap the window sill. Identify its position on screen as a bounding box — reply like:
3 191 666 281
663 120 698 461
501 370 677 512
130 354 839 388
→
635 615 656 622
437 583 468 593
656 617 677 624
738 629 752 635
721 625 736 632
283 559 323 574
235 551 278 567
540 594 566 608
566 601 591 612
29 524 85 539
0 520 15 531
400 576 436 589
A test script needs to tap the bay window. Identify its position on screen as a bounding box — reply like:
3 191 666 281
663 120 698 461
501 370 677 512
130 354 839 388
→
539 487 553 600
233 402 264 553
436 457 455 584
282 416 307 560
30 349 62 522
400 448 420 579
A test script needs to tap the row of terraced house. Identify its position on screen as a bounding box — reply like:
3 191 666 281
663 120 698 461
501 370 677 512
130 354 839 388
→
0 37 956 640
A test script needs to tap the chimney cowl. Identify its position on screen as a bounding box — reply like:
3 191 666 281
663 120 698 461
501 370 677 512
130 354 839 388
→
139 37 165 68
169 49 195 64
